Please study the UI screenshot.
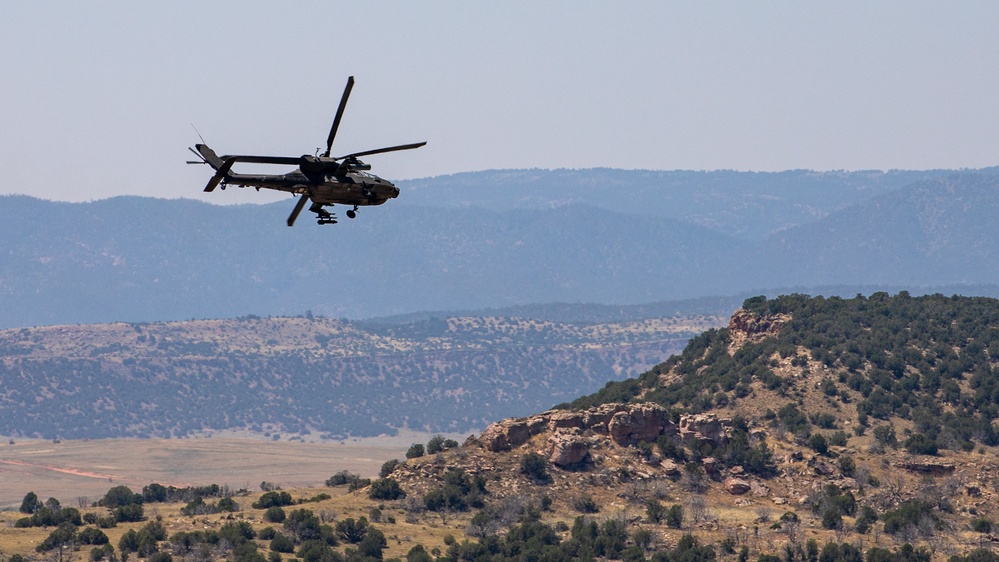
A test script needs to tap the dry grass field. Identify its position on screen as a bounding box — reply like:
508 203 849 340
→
0 431 456 510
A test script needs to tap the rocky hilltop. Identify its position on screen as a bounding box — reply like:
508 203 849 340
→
380 293 999 559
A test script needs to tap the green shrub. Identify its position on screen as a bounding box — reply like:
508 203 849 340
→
369 478 405 500
270 533 295 553
264 506 286 523
520 452 552 484
904 433 938 455
379 459 400 478
572 494 599 514
666 504 684 529
252 491 293 509
972 518 993 533
821 508 842 530
809 433 829 455
79 527 110 545
873 424 897 447
837 455 856 477
883 500 937 535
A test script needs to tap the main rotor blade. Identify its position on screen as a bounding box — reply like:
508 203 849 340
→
338 141 427 160
324 76 355 157
287 194 310 227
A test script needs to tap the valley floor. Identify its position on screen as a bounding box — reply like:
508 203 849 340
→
0 431 452 509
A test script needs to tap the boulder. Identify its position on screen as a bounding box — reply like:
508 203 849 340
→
808 458 834 476
547 411 587 431
702 457 721 476
750 481 770 497
607 404 670 446
725 477 752 495
829 477 857 490
679 413 731 446
479 419 532 452
660 459 681 478
547 429 590 467
582 404 626 432
525 415 548 434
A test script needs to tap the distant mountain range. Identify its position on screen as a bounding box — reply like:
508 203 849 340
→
398 168 970 240
1 168 998 329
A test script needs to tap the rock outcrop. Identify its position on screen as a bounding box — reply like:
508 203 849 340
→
546 429 590 467
479 419 532 451
728 309 790 339
896 457 956 475
679 413 731 446
608 404 673 446
477 403 682 453
476 403 739 477
474 403 732 458
728 308 791 347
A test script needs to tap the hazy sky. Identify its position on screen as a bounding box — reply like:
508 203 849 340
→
2 2 997 204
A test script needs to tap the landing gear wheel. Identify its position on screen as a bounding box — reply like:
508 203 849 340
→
346 209 357 219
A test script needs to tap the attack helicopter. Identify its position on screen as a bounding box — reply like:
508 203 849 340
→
187 76 426 226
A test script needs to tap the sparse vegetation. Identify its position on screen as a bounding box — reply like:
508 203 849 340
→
5 293 999 561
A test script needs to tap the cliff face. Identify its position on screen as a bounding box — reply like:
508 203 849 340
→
474 404 732 468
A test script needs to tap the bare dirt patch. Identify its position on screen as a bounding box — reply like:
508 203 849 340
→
0 430 458 508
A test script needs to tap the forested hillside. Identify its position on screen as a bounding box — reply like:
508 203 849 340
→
568 292 999 454
0 313 721 440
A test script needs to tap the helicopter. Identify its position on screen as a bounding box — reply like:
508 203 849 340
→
187 76 426 226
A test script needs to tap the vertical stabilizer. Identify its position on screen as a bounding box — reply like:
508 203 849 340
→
195 144 225 170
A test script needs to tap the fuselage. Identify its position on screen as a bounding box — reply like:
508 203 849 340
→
223 168 400 206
